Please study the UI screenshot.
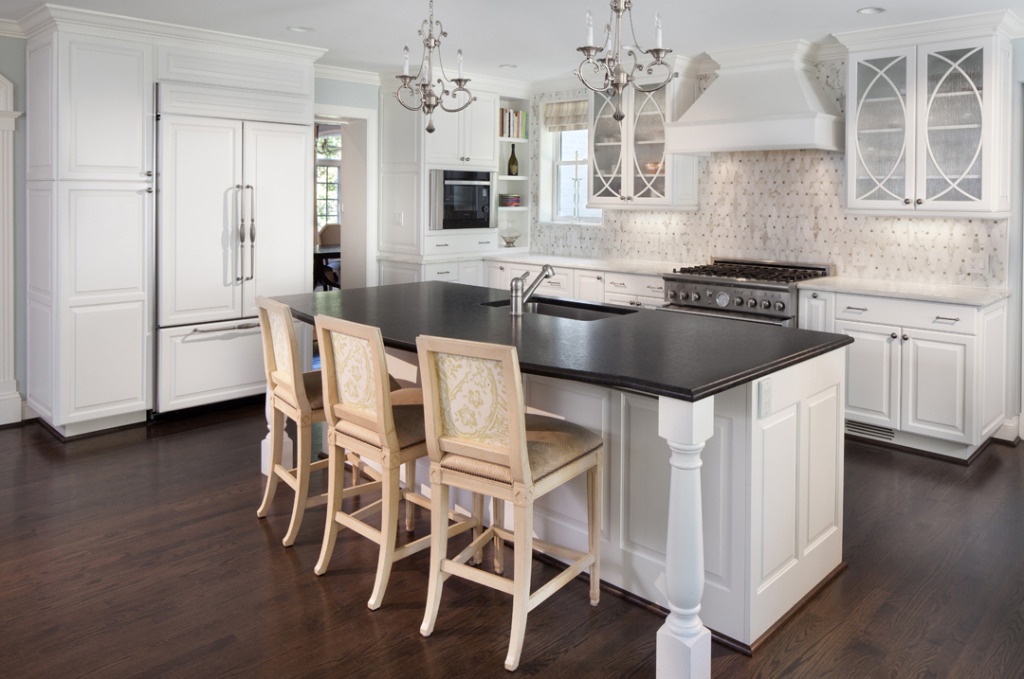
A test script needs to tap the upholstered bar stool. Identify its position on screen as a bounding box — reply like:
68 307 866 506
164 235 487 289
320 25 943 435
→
416 335 603 672
312 315 477 610
255 296 329 547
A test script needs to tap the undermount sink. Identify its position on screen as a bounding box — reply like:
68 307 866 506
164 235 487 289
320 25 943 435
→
483 297 638 322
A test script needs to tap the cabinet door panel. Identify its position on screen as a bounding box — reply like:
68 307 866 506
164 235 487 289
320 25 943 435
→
835 319 900 429
463 92 497 167
847 48 915 209
158 116 242 326
62 35 152 180
901 329 973 442
243 121 313 316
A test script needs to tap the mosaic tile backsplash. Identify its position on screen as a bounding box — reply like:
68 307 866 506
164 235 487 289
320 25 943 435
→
529 65 1007 288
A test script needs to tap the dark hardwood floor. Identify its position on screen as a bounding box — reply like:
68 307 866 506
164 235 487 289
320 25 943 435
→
2 400 1023 678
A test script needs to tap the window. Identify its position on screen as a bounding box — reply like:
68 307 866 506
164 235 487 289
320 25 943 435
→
554 129 600 222
541 99 600 224
315 125 342 227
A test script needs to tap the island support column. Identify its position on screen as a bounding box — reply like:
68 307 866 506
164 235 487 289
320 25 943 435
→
657 395 714 679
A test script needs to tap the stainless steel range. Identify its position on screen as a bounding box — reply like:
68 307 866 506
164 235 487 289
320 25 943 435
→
661 259 831 327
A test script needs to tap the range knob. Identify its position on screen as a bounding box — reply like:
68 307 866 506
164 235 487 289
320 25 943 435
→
668 290 678 299
775 301 786 312
747 298 757 308
761 299 771 310
690 292 701 302
734 297 744 307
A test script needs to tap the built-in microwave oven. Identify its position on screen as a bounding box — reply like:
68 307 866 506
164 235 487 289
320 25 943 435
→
429 169 495 230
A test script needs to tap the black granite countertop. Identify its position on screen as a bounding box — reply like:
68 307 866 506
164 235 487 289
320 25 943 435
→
275 282 852 402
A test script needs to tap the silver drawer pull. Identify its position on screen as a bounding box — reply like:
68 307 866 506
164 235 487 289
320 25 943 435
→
478 240 490 245
646 285 663 292
190 322 260 335
845 306 868 312
610 281 626 288
547 280 562 287
435 243 449 247
935 315 960 322
437 270 451 275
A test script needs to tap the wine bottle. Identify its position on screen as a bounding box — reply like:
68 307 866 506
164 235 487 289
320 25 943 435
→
507 144 519 177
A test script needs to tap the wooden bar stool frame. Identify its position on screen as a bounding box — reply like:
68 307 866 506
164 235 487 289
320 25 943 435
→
416 335 603 671
312 316 478 610
255 296 328 547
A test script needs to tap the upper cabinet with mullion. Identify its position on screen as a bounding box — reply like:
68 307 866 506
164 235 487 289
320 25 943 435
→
588 64 699 210
837 12 1017 217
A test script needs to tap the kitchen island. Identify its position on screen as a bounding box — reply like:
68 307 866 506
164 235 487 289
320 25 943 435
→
276 281 853 679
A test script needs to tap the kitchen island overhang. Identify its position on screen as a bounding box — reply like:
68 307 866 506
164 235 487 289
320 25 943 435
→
274 282 853 679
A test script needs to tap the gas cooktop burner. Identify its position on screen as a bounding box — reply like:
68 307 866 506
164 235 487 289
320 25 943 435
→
669 261 829 283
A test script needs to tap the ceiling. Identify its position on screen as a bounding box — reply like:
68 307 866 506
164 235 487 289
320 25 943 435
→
4 1 1024 84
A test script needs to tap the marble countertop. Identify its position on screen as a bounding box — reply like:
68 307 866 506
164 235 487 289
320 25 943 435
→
276 281 851 402
799 276 1009 307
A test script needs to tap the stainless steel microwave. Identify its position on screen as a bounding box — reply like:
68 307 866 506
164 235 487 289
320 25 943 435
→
429 170 496 230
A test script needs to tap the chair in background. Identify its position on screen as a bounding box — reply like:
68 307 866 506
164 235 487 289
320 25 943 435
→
312 316 477 609
316 223 342 290
317 222 341 247
255 296 328 546
415 335 604 672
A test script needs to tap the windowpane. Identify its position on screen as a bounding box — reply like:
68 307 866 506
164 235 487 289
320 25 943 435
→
554 129 600 220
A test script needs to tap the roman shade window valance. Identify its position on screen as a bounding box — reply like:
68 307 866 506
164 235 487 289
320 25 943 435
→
543 100 588 131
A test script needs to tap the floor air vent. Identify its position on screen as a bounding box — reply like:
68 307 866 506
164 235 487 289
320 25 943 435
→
845 421 896 441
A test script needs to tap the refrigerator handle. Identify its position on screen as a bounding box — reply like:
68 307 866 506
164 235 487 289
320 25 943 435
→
235 184 245 283
245 184 255 282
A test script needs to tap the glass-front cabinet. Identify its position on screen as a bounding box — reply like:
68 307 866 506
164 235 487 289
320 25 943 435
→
844 31 1011 215
589 78 698 209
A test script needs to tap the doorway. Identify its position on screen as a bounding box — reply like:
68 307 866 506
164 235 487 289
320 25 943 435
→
313 104 379 289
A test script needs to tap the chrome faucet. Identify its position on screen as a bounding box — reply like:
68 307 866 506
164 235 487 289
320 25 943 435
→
510 265 556 316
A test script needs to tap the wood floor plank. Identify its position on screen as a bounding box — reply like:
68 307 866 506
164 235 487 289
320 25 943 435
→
3 401 1024 677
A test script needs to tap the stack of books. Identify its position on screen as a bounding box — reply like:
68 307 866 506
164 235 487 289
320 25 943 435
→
499 108 528 139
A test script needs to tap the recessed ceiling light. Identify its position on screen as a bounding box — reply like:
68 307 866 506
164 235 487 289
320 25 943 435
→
857 7 886 14
287 26 315 33
498 64 518 69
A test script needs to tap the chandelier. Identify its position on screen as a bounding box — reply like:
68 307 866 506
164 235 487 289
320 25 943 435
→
575 0 677 121
395 0 475 134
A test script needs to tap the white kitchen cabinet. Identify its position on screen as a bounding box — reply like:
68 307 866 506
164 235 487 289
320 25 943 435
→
804 287 1006 460
423 90 498 170
519 348 845 647
573 270 605 303
837 17 1013 215
25 23 155 436
798 290 835 333
589 76 698 210
506 263 574 299
380 258 486 287
380 90 504 272
603 272 665 308
485 261 509 290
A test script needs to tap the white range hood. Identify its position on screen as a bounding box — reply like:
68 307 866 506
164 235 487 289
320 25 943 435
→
665 40 843 153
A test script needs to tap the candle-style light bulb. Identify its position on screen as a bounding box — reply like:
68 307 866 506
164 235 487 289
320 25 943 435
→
402 46 410 76
655 14 663 49
586 10 594 46
457 49 464 79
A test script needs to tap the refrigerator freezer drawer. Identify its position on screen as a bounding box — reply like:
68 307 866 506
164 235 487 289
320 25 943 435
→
157 320 265 412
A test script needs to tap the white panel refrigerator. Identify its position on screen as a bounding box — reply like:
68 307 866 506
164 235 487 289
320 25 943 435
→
155 114 312 412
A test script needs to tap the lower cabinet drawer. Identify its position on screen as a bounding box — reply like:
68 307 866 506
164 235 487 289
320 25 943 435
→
604 272 665 298
835 294 977 334
157 320 266 412
423 262 459 281
424 231 498 254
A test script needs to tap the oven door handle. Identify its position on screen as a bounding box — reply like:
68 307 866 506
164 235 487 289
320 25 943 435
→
657 304 791 326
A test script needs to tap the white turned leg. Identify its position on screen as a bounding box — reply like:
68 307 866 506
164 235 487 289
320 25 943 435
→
656 396 714 679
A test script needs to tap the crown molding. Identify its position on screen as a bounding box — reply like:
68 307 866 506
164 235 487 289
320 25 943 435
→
835 10 1024 52
315 64 381 87
0 19 24 39
20 5 325 61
